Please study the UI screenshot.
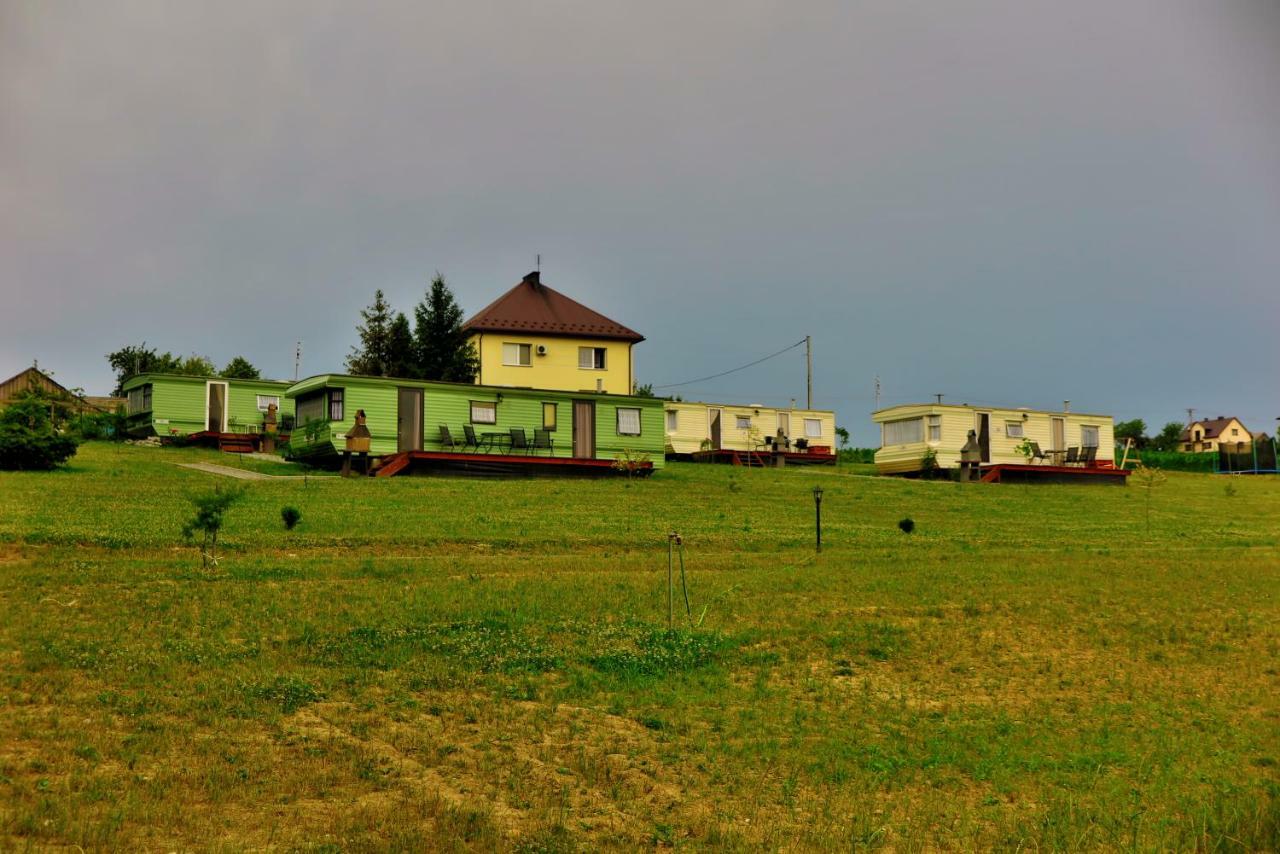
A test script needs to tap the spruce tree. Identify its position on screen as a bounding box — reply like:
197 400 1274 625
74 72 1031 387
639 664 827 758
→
386 312 417 379
412 275 479 382
347 289 394 376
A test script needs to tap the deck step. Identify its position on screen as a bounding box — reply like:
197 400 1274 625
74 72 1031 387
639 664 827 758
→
979 468 1002 483
375 453 411 478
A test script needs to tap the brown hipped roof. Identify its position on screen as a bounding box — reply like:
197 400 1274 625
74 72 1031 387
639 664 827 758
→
463 272 644 343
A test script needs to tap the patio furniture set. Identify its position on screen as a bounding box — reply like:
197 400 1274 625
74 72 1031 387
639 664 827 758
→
438 425 556 456
1025 442 1099 467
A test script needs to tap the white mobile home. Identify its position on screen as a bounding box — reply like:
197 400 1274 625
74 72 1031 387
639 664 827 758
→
873 403 1116 475
664 400 837 459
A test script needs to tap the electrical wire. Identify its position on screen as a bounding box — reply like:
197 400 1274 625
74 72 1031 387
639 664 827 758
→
653 338 807 390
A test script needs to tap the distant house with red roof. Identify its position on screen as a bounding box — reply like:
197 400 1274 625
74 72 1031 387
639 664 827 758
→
1181 417 1251 453
462 271 644 395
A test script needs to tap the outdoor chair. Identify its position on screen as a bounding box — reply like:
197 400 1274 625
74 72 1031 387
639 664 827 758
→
532 429 554 456
1028 441 1050 464
509 427 530 454
1080 446 1097 467
462 424 481 453
439 425 460 452
1064 447 1079 466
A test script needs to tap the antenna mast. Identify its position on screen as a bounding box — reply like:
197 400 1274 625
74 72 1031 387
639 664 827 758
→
874 375 881 410
294 341 302 382
805 335 812 409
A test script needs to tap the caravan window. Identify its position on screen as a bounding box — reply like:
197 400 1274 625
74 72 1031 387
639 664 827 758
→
617 407 642 436
804 418 823 438
1081 425 1099 448
735 415 751 430
295 391 322 424
328 389 344 421
470 401 497 425
127 384 153 414
882 418 922 445
1005 421 1024 438
256 394 280 412
542 402 557 431
665 410 678 432
927 414 941 442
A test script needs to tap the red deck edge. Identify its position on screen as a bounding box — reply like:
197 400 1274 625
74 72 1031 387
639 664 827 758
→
978 463 1131 484
368 450 655 477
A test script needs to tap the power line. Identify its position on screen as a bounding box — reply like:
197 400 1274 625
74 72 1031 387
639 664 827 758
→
654 338 807 390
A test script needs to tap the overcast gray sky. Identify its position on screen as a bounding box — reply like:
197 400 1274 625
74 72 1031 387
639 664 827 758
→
3 1 1277 444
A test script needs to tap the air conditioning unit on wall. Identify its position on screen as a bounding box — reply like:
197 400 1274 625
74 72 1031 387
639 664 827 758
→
535 345 548 356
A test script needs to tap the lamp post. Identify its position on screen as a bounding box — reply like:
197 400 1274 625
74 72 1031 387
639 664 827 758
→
812 485 824 553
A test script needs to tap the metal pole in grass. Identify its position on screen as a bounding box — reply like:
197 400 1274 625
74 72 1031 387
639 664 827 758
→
667 532 675 629
812 485 824 553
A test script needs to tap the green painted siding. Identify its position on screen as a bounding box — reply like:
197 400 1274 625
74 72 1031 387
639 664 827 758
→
123 374 295 437
284 374 665 469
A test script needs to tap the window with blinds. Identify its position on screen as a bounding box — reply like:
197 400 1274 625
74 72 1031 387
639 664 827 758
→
295 391 326 424
617 407 641 436
1081 425 1099 448
503 343 531 366
578 347 606 369
882 417 923 445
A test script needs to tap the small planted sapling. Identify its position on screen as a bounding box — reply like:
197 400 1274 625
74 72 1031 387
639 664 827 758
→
181 485 245 568
281 506 302 530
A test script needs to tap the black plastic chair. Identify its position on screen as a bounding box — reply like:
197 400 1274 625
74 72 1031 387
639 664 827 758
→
1028 441 1050 464
1064 447 1079 465
509 427 530 454
439 425 460 452
1080 446 1097 467
533 429 554 456
462 424 481 453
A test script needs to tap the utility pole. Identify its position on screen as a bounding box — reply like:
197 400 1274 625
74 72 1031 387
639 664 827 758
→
874 375 881 411
1186 407 1195 427
805 335 812 410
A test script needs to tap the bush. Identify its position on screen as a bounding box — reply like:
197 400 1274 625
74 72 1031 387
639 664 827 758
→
1121 449 1216 473
281 506 302 530
72 409 126 441
0 394 80 470
898 518 915 534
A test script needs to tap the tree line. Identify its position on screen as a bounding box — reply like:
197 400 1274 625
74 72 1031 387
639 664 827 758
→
1115 419 1186 452
105 346 262 396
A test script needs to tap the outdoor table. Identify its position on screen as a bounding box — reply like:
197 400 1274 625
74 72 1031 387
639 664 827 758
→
480 432 511 454
1045 449 1066 466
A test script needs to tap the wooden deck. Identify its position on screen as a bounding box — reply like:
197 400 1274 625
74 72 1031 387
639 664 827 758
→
184 431 292 454
685 448 838 467
372 450 653 478
978 463 1130 485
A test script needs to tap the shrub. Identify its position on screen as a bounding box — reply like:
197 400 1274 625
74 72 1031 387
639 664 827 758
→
0 393 80 470
281 506 302 530
898 518 915 534
181 485 246 568
72 409 126 441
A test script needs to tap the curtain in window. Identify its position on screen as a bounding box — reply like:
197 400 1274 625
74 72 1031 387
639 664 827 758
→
471 401 496 424
1081 425 1099 448
927 415 941 442
617 407 641 435
328 389 344 421
883 418 922 444
804 418 823 438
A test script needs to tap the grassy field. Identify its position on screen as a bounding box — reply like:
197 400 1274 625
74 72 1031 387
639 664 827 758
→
1 442 1277 851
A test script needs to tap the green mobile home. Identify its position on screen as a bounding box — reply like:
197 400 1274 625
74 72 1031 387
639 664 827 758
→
123 374 295 438
284 374 665 472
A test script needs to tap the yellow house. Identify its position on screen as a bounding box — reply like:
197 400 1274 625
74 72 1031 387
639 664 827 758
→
463 272 643 394
1180 417 1251 453
873 402 1116 474
664 400 836 457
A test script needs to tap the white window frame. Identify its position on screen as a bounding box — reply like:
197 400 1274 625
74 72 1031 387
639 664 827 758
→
665 410 678 432
256 394 280 412
1005 421 1025 438
502 342 532 367
735 415 752 430
1080 425 1099 448
470 400 497 425
926 414 941 443
578 346 607 370
804 418 823 439
617 407 642 436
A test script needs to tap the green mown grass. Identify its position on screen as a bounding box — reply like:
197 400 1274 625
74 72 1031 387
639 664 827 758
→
1 442 1277 850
